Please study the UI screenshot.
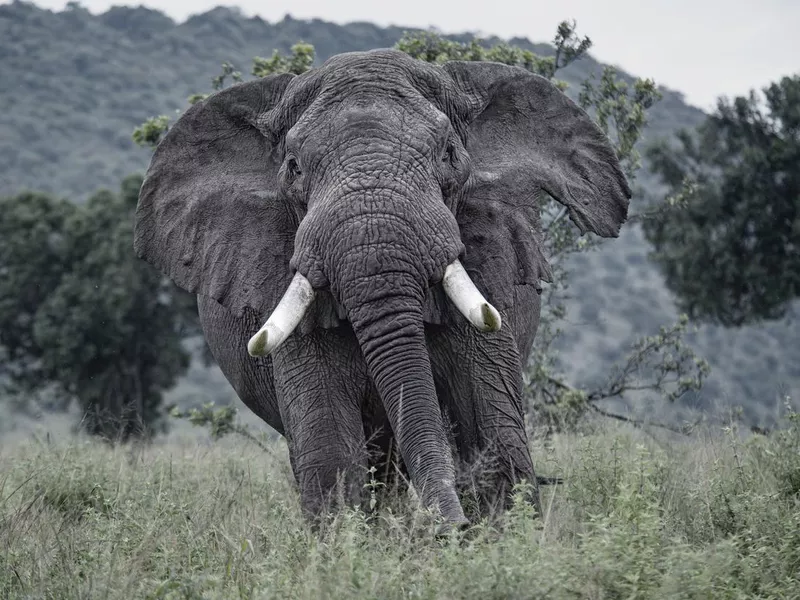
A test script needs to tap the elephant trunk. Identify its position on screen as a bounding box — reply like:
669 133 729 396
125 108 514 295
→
310 187 467 524
343 269 467 525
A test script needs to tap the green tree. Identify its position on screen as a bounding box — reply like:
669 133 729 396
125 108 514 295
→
252 42 315 77
644 75 800 327
0 191 77 394
0 175 193 439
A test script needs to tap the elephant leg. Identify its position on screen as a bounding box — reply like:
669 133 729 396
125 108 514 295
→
271 326 371 520
427 313 540 520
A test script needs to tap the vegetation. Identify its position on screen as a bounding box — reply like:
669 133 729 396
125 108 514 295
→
645 74 800 326
2 411 799 598
0 175 197 439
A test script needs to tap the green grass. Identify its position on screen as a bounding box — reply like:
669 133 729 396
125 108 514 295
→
1 414 799 599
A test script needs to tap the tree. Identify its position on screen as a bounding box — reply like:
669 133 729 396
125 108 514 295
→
644 75 800 327
0 191 77 393
133 23 709 433
0 175 194 439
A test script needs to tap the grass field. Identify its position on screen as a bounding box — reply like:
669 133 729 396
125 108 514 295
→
1 411 799 599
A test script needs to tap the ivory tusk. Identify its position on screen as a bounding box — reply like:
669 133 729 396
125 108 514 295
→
442 259 502 332
247 272 316 357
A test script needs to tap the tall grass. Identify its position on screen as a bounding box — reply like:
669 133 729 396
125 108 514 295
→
1 411 798 599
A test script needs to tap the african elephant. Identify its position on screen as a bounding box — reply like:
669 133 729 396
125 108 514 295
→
134 49 630 528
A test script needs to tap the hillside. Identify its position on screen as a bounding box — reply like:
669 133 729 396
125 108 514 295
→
0 1 797 429
0 1 702 201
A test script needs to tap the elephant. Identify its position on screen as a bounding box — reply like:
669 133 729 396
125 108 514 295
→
133 49 630 529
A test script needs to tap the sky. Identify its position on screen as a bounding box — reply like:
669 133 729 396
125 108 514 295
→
22 0 800 111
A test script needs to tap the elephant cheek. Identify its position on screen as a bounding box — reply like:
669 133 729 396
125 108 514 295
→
288 218 328 289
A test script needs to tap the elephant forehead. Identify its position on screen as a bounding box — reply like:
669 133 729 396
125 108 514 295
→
291 93 448 153
334 102 407 127
266 51 468 150
316 49 463 108
335 101 448 136
319 48 421 81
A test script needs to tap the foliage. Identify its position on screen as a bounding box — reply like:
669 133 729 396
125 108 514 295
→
2 413 800 598
397 31 556 85
0 192 77 392
589 315 710 405
131 116 171 149
252 42 315 78
211 61 242 90
644 74 800 327
0 176 195 439
169 402 272 453
396 21 592 87
578 66 661 177
528 315 711 432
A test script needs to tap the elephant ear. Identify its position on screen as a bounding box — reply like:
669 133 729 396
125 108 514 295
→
442 61 631 308
134 74 296 318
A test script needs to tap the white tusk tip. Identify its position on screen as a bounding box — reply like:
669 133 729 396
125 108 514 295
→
470 302 502 332
247 330 269 357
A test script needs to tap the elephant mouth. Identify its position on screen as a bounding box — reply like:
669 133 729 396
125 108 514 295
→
246 258 501 357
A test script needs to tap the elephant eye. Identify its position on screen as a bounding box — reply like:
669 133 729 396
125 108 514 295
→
442 141 455 164
285 156 302 180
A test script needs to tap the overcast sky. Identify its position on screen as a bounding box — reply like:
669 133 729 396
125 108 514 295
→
24 0 800 111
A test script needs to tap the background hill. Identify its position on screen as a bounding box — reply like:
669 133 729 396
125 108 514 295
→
1 0 797 431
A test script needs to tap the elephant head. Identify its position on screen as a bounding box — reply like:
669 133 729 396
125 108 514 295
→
134 49 630 522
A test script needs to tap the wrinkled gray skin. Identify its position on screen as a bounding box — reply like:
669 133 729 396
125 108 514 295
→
134 50 630 527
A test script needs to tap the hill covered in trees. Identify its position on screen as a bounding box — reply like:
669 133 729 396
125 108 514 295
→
0 1 704 201
1 0 797 429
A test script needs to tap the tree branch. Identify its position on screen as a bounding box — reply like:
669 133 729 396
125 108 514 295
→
587 402 694 435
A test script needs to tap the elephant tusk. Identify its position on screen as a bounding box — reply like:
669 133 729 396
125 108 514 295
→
247 272 316 357
442 259 502 333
